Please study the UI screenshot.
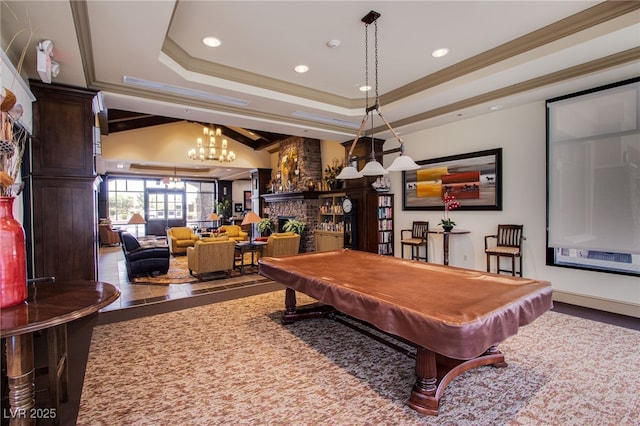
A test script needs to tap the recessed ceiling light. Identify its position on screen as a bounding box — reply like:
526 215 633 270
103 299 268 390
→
294 65 309 73
326 39 341 48
489 104 503 111
202 36 221 47
432 48 449 58
359 85 372 92
116 163 124 169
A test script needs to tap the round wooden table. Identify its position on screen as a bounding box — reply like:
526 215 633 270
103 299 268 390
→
1 280 120 425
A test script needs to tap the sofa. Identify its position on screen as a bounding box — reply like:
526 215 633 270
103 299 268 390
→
219 225 248 242
119 231 170 280
261 232 301 258
187 237 236 280
167 227 200 255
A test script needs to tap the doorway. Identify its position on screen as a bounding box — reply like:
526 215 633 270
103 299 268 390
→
146 189 186 235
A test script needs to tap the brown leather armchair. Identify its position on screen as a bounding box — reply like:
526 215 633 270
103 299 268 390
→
187 238 236 280
167 227 200 255
98 224 121 246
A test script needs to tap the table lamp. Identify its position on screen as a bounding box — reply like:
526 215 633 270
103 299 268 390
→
241 211 261 243
209 212 220 229
127 213 146 238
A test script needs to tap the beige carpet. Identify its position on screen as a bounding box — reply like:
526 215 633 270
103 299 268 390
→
78 291 640 425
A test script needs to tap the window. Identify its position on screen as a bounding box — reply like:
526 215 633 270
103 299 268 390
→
106 177 218 232
546 77 640 276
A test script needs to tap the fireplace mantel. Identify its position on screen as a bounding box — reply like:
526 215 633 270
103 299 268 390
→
261 191 324 203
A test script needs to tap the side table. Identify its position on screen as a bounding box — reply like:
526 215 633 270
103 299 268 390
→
1 281 120 425
234 241 267 274
427 229 471 265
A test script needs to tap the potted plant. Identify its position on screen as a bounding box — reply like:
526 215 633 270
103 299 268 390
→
438 192 460 231
217 199 232 219
257 217 275 236
323 159 344 191
282 218 306 235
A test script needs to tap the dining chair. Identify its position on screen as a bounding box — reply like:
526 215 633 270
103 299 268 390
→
400 221 429 262
484 224 524 276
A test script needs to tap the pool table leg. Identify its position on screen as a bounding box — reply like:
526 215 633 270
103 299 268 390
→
408 345 507 415
282 288 335 324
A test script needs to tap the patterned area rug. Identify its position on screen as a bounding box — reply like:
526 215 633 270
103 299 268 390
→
131 255 197 285
131 253 256 285
79 291 640 425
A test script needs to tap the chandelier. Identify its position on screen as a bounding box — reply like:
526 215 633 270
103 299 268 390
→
336 11 419 180
161 166 184 187
188 125 236 162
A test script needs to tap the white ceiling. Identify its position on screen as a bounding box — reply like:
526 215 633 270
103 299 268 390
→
2 1 639 180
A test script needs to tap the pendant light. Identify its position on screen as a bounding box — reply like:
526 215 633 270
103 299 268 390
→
337 10 419 180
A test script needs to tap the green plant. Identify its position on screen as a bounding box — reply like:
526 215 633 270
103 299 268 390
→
323 158 344 187
282 219 306 235
257 217 275 234
217 199 232 218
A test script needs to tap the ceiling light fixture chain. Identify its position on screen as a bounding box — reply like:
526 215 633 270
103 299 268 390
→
336 10 419 180
187 124 236 163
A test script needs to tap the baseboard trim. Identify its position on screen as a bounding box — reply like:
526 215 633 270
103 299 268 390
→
553 290 640 318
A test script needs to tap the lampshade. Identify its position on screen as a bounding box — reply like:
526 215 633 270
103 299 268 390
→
335 166 363 180
241 211 261 226
387 154 420 172
360 160 389 176
209 212 220 220
127 213 146 225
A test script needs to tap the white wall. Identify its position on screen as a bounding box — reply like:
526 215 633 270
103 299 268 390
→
389 101 639 316
1 48 35 224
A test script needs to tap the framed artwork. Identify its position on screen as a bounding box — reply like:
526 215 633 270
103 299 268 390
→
234 203 243 213
243 191 252 211
402 148 502 210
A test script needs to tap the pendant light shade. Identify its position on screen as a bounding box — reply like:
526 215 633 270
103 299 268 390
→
335 165 363 180
387 154 420 172
360 160 389 176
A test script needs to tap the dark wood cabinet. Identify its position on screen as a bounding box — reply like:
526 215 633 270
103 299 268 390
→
27 81 101 281
250 168 272 217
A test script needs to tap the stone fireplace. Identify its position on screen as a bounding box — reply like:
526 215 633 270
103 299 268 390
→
262 136 323 252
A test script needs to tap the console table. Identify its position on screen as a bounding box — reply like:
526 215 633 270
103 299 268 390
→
1 280 120 425
427 228 470 265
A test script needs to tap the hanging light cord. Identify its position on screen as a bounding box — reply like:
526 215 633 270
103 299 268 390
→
345 13 406 163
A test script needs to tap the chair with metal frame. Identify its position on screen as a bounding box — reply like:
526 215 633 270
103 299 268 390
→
484 224 525 276
400 221 429 262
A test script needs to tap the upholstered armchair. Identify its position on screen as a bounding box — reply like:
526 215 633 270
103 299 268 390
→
261 232 301 258
219 225 248 242
167 226 200 255
187 238 236 280
98 224 121 246
119 231 170 280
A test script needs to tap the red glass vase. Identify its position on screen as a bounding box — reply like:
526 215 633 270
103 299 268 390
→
0 196 27 308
